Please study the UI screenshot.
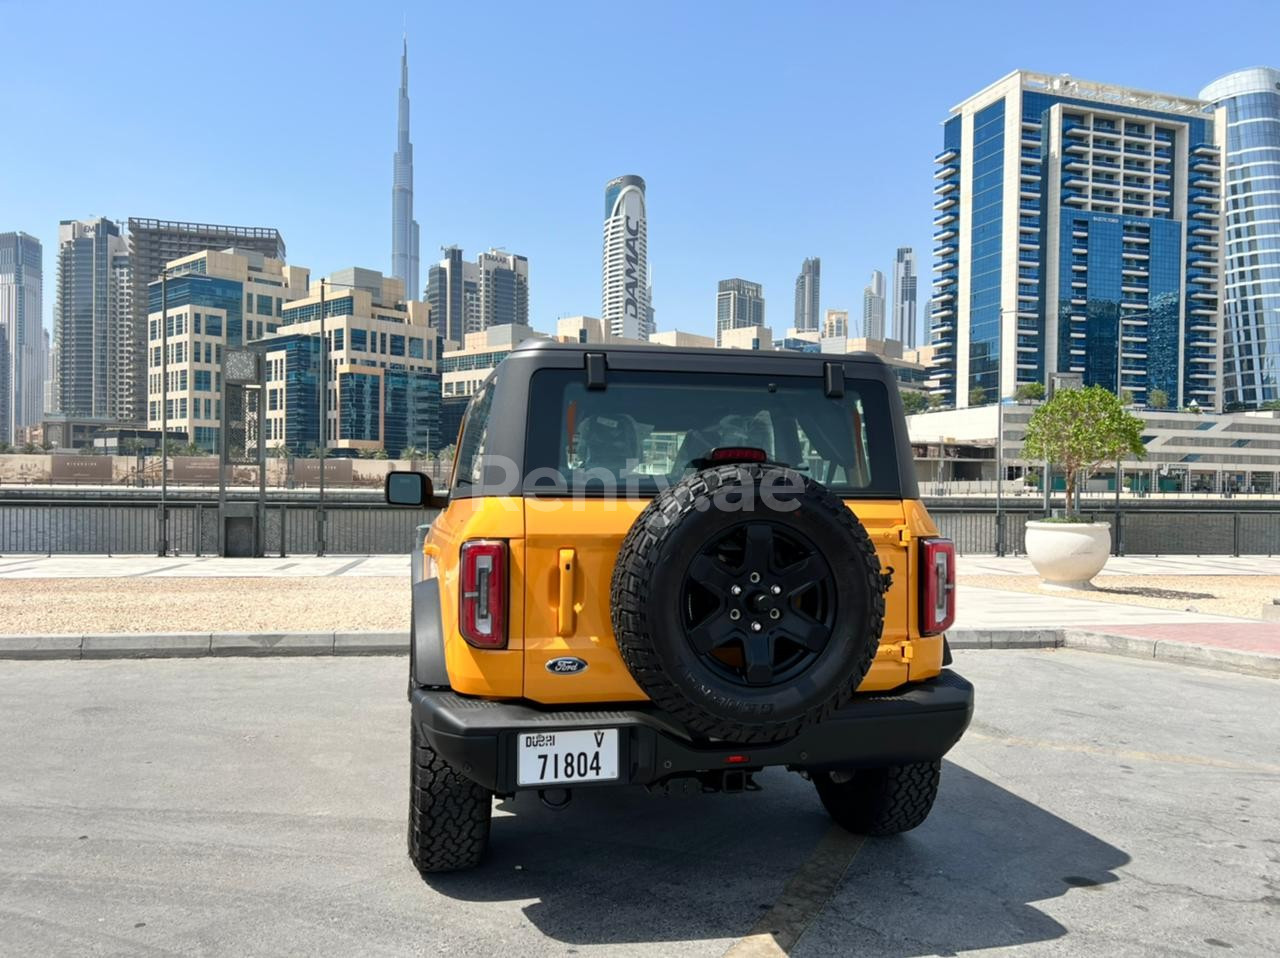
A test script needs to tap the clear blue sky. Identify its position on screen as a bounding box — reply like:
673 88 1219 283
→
5 0 1280 340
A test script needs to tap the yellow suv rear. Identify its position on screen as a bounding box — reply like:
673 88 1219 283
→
387 342 972 873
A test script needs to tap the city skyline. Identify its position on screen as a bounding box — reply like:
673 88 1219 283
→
9 2 1277 346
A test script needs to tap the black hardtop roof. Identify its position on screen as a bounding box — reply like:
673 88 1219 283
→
511 338 891 373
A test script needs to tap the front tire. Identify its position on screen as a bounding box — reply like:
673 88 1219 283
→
812 760 941 836
408 724 492 874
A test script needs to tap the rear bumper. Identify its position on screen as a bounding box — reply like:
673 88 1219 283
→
411 670 975 794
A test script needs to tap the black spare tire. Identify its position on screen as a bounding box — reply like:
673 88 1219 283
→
611 463 884 743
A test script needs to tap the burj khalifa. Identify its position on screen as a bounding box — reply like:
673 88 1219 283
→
391 37 420 299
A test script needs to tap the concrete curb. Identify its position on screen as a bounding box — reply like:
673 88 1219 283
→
950 626 1279 679
0 628 1276 678
0 631 410 660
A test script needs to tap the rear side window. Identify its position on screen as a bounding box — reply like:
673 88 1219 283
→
523 369 900 497
452 378 497 490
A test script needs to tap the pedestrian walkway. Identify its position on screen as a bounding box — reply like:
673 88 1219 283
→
0 555 409 579
958 555 1278 576
952 585 1245 630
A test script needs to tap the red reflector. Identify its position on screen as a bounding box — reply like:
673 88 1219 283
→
709 446 767 463
725 754 751 765
459 539 508 648
920 537 956 636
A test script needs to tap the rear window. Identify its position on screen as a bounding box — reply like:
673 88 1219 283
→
523 369 901 497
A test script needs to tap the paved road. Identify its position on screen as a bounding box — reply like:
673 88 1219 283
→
2 553 1276 580
0 652 1277 956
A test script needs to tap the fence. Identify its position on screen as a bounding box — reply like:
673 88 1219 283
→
0 500 439 556
1 498 1276 557
929 508 1280 557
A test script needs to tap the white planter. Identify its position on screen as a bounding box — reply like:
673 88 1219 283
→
1024 520 1112 589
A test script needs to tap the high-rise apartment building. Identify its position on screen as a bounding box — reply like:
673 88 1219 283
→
55 218 131 421
477 249 529 330
824 308 849 338
265 269 439 456
928 71 1221 409
862 270 886 341
602 175 652 341
0 232 43 443
716 278 765 346
427 246 528 345
794 257 821 332
144 249 308 451
892 247 918 347
128 218 285 422
1201 68 1280 409
391 38 420 300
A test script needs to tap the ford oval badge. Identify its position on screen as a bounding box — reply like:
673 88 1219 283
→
546 656 589 675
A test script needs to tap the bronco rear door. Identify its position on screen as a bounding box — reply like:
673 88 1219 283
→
520 356 913 704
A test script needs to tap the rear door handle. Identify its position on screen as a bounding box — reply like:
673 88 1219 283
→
557 548 576 636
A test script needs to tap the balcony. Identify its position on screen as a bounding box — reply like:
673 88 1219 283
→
1190 290 1217 301
934 211 957 227
934 225 958 242
933 243 957 257
1192 144 1218 157
934 276 956 290
934 162 960 179
935 147 959 164
1065 141 1090 155
1018 237 1041 251
933 195 958 211
1190 307 1216 317
1072 263 1088 272
1192 159 1218 173
934 179 958 195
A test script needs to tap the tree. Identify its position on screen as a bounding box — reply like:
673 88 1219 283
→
401 445 425 461
1021 385 1145 516
900 391 929 415
1263 399 1280 411
969 386 987 407
1015 382 1045 402
927 393 946 410
21 440 39 454
0 441 12 455
1147 388 1169 410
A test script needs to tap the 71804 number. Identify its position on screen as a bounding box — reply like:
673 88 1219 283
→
538 750 603 781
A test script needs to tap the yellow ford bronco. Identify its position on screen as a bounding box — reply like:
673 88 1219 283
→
386 342 972 873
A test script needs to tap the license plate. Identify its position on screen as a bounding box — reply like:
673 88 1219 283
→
516 728 619 786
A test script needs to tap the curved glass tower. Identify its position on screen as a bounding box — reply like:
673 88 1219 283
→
1201 67 1280 409
602 175 650 340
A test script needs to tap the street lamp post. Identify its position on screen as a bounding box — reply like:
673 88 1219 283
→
157 270 169 557
316 278 327 556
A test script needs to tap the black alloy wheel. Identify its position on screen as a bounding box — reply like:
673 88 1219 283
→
682 521 836 687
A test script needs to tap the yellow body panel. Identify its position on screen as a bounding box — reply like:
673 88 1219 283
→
424 496 525 699
427 495 946 703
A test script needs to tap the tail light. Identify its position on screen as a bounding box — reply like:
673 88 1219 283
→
459 539 507 648
920 537 956 635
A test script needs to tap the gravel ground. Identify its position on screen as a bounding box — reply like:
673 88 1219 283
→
0 578 409 635
960 573 1280 620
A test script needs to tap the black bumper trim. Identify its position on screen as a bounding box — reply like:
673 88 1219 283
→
412 671 974 794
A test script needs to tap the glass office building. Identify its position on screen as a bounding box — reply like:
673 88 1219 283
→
1201 68 1280 409
928 71 1221 409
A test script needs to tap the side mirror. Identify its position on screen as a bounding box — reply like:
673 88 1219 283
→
385 470 438 507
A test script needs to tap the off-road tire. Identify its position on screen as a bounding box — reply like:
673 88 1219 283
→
611 463 884 743
813 760 941 836
408 724 492 874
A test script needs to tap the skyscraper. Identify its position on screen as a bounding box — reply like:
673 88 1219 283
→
391 37 420 300
892 247 918 347
794 257 821 331
716 278 765 346
127 218 286 422
602 175 651 341
476 249 530 330
862 270 886 341
0 232 42 444
427 247 528 344
1201 68 1280 410
55 218 130 420
928 71 1221 409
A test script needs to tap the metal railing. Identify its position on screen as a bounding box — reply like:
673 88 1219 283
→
928 507 1280 557
0 499 439 556
1 497 1276 558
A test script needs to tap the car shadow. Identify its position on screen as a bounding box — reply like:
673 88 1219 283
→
421 761 1128 954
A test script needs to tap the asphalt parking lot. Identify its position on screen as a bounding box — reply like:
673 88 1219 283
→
0 650 1277 957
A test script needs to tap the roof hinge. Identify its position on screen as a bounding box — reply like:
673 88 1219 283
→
585 352 607 390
